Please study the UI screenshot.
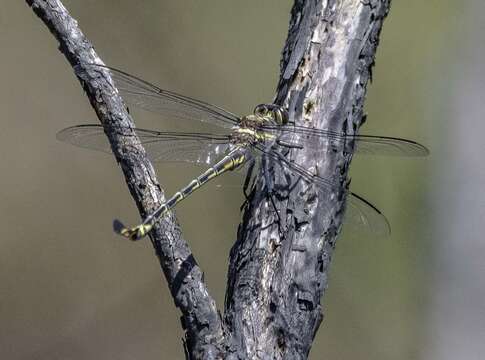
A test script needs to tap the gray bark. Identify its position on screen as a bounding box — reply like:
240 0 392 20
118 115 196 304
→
26 0 225 358
27 0 391 359
225 1 391 358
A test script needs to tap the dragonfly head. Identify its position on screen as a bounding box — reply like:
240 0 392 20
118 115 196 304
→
253 104 289 125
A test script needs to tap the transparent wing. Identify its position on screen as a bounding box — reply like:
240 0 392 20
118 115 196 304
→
57 124 232 165
344 192 390 237
263 124 429 157
255 143 337 190
77 64 240 129
256 145 391 236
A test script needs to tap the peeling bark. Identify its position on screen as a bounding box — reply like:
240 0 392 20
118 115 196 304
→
225 1 391 358
27 0 391 359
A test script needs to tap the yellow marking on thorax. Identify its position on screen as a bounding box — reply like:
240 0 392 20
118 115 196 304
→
259 132 276 140
236 128 276 141
237 128 257 136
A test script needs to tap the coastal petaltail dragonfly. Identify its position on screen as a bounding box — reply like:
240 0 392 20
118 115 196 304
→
57 65 429 240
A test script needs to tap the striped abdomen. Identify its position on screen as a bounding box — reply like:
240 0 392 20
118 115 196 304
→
143 146 248 225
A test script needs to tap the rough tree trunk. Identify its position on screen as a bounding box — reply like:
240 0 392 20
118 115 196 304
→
27 0 391 359
225 1 391 358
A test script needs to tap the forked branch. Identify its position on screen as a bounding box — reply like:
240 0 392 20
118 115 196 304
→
27 0 391 359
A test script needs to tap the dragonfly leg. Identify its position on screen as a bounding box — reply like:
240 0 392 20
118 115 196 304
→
243 158 256 200
261 154 285 233
262 154 275 194
268 191 283 235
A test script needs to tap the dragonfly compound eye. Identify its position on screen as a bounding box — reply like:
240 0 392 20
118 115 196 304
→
254 104 289 125
253 104 269 117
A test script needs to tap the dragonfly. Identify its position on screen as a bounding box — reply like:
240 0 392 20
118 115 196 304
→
57 64 429 240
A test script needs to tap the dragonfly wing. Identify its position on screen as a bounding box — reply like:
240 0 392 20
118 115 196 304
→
255 144 336 190
76 65 240 129
352 135 428 156
344 192 391 237
263 124 429 157
57 124 112 154
255 145 390 236
57 124 232 165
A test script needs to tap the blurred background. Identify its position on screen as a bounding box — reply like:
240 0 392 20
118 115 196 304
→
1 1 483 359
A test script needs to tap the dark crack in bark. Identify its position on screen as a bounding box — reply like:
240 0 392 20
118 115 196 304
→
225 1 391 359
26 1 226 358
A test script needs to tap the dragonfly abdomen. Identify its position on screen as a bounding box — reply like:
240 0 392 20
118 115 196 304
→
177 147 247 203
152 148 247 218
117 146 249 240
163 147 247 213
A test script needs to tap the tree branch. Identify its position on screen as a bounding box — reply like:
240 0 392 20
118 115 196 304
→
28 0 391 358
26 1 225 358
224 0 391 358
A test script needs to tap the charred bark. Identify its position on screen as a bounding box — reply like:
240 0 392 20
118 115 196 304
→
225 1 391 358
26 1 225 358
27 0 391 359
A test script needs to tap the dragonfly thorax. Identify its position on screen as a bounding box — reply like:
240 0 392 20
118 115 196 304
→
232 105 287 146
230 124 275 147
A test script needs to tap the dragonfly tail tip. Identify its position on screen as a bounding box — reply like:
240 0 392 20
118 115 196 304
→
113 219 152 241
113 219 126 234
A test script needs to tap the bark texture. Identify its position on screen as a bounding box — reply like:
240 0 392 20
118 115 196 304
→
26 1 225 358
225 1 391 358
27 0 391 359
